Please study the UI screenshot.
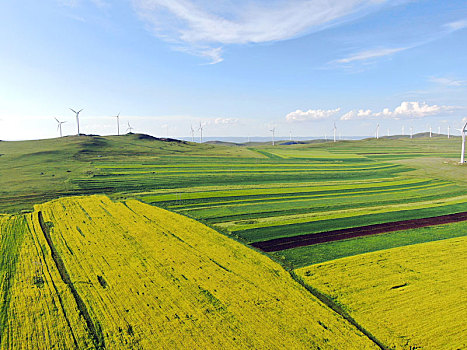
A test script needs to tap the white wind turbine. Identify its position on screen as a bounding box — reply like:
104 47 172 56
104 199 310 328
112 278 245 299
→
333 122 337 142
429 125 432 138
70 108 83 135
190 125 195 142
410 127 413 139
387 128 390 137
448 125 451 139
198 122 205 143
270 127 276 146
114 113 120 136
458 121 467 163
438 126 441 135
55 118 66 137
375 124 380 139
289 130 292 141
126 121 134 134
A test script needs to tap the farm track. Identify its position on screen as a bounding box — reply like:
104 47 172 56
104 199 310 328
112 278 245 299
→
252 211 467 252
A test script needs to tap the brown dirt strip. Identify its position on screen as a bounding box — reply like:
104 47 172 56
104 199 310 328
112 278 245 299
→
251 211 467 252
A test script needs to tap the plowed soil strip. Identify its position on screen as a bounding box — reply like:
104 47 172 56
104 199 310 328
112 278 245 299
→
251 212 467 252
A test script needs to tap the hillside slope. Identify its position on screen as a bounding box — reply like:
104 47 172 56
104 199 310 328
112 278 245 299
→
0 195 378 349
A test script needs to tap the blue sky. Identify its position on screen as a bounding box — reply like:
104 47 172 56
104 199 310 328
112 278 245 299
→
1 0 466 140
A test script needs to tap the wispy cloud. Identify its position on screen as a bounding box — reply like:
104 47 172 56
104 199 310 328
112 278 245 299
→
429 77 466 87
340 101 457 120
57 0 109 8
331 17 467 67
214 117 239 125
132 0 388 63
286 108 341 122
444 18 467 32
333 47 406 64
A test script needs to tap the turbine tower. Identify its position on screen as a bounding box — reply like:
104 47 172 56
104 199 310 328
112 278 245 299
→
410 127 413 139
270 127 276 146
127 121 133 134
429 125 432 138
70 108 83 135
459 121 467 163
198 122 204 143
114 113 120 136
55 118 66 137
448 125 451 139
190 125 195 142
375 124 380 139
289 130 292 141
438 126 441 135
333 122 337 142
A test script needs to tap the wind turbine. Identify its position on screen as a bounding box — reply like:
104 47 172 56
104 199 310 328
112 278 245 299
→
114 113 120 136
55 118 66 137
438 126 441 135
429 125 432 138
410 127 413 139
375 124 380 139
387 128 390 137
70 108 83 135
190 125 195 142
448 125 451 139
126 121 134 134
333 122 337 142
198 122 204 143
270 127 276 146
289 130 292 141
458 121 467 163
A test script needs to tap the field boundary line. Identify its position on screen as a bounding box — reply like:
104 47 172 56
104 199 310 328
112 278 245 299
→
290 270 389 350
37 211 106 349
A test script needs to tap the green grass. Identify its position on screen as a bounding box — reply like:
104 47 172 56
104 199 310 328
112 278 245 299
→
1 133 465 268
273 221 467 268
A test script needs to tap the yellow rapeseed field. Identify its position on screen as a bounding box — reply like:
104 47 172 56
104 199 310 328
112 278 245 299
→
296 236 467 350
0 195 378 349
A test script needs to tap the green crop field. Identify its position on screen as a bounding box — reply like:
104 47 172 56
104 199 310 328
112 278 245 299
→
1 134 466 349
1 134 466 269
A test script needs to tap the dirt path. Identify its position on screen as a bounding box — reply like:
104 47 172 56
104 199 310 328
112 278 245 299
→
251 212 467 252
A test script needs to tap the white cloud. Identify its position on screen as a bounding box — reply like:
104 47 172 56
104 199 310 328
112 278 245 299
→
444 19 467 32
286 108 341 122
340 101 457 120
333 47 406 64
57 0 109 7
340 109 372 120
214 117 239 125
430 77 466 87
132 0 388 63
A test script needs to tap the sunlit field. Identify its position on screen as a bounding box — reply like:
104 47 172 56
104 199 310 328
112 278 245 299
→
295 235 467 350
0 195 377 349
